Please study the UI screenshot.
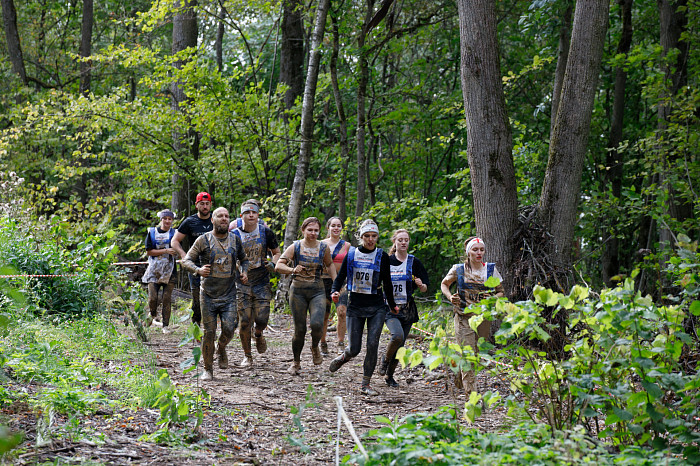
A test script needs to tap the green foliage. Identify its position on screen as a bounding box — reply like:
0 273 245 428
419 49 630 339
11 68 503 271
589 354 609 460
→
286 384 318 453
346 409 686 465
0 218 120 318
139 369 209 445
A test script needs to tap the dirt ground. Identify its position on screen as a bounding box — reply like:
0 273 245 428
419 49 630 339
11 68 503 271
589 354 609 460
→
8 297 509 465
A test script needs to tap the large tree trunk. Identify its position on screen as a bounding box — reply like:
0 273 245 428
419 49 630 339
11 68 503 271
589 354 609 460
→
456 0 518 292
282 0 331 249
170 0 199 215
79 0 93 96
602 0 633 286
538 0 610 267
550 0 573 138
1 0 27 85
330 11 351 222
280 0 305 111
657 0 690 255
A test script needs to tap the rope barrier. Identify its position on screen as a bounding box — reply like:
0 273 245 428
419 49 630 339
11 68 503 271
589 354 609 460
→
334 396 367 465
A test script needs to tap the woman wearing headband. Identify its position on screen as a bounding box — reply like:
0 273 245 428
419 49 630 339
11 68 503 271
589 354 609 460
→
441 236 504 394
378 229 429 388
276 217 336 375
329 220 399 396
142 209 179 333
320 217 351 355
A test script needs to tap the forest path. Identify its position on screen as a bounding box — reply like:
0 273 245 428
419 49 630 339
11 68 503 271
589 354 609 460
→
141 307 508 464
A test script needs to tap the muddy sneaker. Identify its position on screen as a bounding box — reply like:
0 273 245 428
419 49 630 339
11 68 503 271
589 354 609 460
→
329 354 346 373
240 354 253 368
288 361 301 375
201 370 214 381
217 346 229 369
255 334 267 354
360 384 379 396
385 376 399 388
311 345 323 365
378 354 389 376
320 341 329 357
162 326 173 334
338 340 346 350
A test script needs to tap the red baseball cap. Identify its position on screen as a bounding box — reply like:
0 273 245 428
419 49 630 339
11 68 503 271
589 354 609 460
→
196 192 212 203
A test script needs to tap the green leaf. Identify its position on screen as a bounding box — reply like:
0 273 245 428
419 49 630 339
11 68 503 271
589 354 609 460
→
641 380 664 400
375 415 391 424
690 300 700 316
484 276 500 288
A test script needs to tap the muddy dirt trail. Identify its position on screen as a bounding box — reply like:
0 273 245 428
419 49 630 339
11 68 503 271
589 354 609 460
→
12 302 508 465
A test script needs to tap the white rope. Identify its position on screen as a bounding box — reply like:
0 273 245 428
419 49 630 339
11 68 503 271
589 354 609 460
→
334 396 368 463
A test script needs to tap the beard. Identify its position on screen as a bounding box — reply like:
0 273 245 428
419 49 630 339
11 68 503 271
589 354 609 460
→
214 223 229 235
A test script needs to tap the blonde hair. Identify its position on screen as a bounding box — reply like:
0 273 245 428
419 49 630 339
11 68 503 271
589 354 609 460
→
388 229 409 255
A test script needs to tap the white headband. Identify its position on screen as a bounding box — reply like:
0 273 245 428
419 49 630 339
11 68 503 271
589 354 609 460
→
359 223 379 236
465 237 485 253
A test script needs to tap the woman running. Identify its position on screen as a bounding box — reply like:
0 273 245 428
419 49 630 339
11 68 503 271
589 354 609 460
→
440 236 504 394
320 216 351 355
142 209 178 333
378 229 429 387
329 220 398 396
276 217 336 375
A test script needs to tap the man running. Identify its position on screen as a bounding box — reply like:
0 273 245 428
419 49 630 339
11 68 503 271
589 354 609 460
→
232 199 281 367
181 207 249 381
172 192 213 325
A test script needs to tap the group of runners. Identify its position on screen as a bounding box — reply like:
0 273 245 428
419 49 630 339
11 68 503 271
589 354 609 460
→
142 192 504 395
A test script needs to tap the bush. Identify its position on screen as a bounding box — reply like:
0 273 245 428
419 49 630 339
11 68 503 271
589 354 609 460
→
0 217 120 318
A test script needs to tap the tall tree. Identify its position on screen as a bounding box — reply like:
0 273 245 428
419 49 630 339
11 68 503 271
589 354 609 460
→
456 0 518 286
1 0 27 85
657 0 690 254
602 0 633 285
283 0 331 248
550 0 573 138
79 0 93 95
170 0 199 215
280 0 305 111
538 0 610 267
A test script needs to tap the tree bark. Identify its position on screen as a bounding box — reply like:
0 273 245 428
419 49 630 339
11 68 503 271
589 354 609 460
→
79 0 93 96
538 0 610 267
215 5 225 73
280 0 305 111
456 0 518 290
170 0 199 215
602 0 632 286
550 0 573 138
282 0 331 249
1 0 27 85
330 11 351 222
354 0 376 217
657 0 690 255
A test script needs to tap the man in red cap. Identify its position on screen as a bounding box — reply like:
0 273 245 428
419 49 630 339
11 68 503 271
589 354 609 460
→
172 192 213 326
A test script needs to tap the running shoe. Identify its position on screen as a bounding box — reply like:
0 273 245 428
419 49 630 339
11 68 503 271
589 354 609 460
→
217 345 228 369
329 354 346 372
385 376 398 388
288 361 301 375
360 384 379 396
312 345 323 365
240 355 253 368
255 334 267 354
320 341 329 357
201 370 213 381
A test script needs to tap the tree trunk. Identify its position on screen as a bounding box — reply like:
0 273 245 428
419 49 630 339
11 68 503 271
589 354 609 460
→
330 11 351 222
657 0 690 255
79 0 93 96
170 0 199 215
602 0 632 286
550 0 573 138
280 0 305 111
1 0 27 85
215 5 225 73
354 0 375 217
282 0 331 249
538 0 610 267
456 0 518 291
